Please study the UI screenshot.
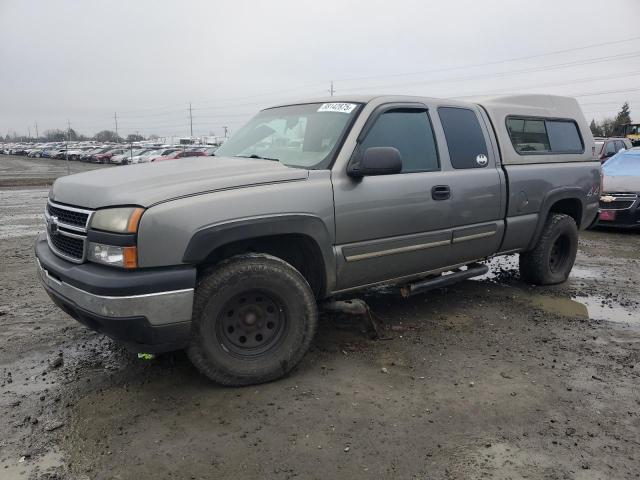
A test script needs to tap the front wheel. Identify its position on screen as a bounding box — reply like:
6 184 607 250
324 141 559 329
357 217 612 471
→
519 213 578 285
187 254 318 386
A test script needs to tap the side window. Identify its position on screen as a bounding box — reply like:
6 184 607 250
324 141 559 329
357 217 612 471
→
506 117 583 154
506 118 550 153
546 120 583 153
438 107 489 169
360 109 439 173
614 140 625 152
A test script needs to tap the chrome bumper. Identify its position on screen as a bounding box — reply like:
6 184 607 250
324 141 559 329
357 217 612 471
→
36 258 194 326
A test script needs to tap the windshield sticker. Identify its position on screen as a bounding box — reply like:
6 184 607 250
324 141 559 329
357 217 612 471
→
317 103 357 114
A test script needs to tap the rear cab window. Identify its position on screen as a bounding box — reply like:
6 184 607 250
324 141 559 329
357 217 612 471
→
438 107 489 169
506 117 583 155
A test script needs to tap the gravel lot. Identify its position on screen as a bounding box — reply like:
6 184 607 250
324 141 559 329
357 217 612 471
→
0 156 639 479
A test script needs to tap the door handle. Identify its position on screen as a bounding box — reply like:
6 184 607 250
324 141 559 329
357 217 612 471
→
431 185 450 201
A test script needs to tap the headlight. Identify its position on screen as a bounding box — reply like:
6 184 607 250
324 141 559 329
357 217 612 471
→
88 242 137 268
90 207 144 233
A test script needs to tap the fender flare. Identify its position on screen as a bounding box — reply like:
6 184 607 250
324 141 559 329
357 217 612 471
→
527 187 586 251
182 214 335 293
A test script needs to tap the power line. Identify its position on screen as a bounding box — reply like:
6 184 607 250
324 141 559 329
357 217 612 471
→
338 51 640 93
333 35 640 84
573 87 640 97
454 70 640 98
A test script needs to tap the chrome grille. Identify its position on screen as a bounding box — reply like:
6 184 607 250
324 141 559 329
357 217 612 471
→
599 193 638 211
47 203 89 229
45 200 93 263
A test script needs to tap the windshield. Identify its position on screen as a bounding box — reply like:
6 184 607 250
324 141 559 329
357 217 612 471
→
603 150 640 176
215 102 361 169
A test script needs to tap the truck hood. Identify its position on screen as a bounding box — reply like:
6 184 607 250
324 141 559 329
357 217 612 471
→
602 174 640 194
50 157 309 209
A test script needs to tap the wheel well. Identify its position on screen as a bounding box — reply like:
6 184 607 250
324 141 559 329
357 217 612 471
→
197 234 327 299
549 198 582 227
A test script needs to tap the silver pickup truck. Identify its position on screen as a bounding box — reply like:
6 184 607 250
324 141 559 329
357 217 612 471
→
35 94 600 385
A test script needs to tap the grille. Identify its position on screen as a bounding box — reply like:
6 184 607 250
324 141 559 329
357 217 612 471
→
599 194 638 211
599 199 634 210
47 203 89 228
49 232 85 260
45 201 92 263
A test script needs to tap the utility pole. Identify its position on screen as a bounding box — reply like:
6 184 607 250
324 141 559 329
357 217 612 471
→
34 121 38 141
66 120 71 175
189 102 193 138
329 80 335 96
223 126 228 139
28 126 31 142
114 112 119 143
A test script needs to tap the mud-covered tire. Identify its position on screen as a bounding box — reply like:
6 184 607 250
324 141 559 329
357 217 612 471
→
519 213 578 285
187 254 318 386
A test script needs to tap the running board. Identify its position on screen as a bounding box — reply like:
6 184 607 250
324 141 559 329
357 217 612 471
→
399 263 489 297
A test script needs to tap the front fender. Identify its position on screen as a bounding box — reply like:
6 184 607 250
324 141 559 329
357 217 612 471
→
182 214 336 293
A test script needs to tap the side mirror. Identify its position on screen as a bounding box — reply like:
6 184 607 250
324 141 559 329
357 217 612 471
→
348 147 402 178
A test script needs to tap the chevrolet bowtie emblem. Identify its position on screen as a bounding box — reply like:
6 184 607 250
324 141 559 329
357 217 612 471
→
600 195 615 203
49 215 59 236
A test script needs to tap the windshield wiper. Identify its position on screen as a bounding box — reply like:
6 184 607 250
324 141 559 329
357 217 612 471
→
235 154 280 162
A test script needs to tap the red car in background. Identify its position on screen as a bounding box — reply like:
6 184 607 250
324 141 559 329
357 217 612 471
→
93 148 128 164
152 150 207 162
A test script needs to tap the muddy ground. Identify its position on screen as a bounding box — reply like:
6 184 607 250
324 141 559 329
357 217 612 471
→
0 156 639 479
0 155 108 187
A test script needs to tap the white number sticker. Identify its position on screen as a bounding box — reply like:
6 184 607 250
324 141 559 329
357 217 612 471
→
317 103 357 114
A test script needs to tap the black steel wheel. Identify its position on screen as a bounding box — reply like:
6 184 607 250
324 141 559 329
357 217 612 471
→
188 254 318 386
548 234 572 274
519 213 578 285
217 290 287 357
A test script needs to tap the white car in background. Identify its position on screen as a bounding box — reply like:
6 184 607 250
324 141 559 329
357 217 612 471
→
145 148 180 162
111 149 147 165
130 149 159 164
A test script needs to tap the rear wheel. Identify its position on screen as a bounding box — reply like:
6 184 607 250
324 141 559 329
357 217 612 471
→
519 213 578 285
187 254 318 386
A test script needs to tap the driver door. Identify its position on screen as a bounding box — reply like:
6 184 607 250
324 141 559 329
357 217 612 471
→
332 104 454 290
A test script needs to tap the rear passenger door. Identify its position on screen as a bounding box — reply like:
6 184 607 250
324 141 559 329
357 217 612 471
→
435 106 504 263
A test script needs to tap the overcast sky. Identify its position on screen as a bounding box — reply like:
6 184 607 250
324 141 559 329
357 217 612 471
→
1 0 639 140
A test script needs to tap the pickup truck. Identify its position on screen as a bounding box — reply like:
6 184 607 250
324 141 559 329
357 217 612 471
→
35 94 600 386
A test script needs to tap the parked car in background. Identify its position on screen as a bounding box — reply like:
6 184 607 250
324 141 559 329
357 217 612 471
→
93 148 127 164
145 148 181 162
152 149 207 162
111 149 148 165
594 137 632 162
82 146 111 162
130 149 160 164
27 148 44 157
598 147 640 228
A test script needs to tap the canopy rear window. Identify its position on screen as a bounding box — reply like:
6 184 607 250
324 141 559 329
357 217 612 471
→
506 117 583 155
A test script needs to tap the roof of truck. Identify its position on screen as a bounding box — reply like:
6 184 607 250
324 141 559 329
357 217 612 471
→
269 93 581 110
268 93 594 165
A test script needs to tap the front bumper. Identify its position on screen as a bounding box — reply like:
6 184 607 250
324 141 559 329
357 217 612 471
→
597 195 640 229
597 209 640 228
35 233 196 353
